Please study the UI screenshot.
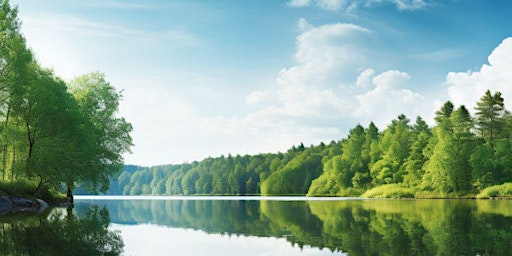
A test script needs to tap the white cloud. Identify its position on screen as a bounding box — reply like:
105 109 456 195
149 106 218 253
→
246 90 270 107
356 68 375 89
278 20 374 88
239 19 427 152
389 0 427 10
297 18 313 31
447 37 512 111
81 1 158 10
287 0 312 8
372 70 410 89
355 70 426 125
317 0 347 11
287 0 429 12
273 20 374 122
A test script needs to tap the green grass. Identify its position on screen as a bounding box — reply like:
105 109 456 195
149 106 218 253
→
477 183 512 199
361 184 416 198
0 179 66 204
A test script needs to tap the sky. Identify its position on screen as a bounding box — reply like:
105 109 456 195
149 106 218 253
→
9 0 512 166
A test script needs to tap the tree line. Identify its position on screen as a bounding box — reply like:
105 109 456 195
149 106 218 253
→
0 0 133 199
101 89 512 197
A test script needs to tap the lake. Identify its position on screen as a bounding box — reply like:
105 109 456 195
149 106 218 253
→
2 196 512 255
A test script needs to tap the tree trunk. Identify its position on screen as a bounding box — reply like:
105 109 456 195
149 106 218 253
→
66 183 74 205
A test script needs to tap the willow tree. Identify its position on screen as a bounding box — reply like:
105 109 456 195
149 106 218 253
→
67 72 133 195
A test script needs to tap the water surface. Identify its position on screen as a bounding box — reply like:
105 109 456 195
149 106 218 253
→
3 196 512 255
73 196 512 256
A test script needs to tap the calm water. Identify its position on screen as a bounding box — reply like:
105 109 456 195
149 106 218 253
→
3 197 512 255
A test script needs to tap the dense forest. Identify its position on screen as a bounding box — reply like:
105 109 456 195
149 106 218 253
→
99 90 512 198
0 1 133 200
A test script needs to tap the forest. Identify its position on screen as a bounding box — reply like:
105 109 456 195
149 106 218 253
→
100 90 512 198
0 1 133 201
2 0 512 199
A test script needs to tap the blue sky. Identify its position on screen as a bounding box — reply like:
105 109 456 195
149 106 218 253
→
11 0 512 166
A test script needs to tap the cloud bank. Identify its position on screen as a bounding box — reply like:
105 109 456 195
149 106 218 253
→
447 37 512 111
240 19 427 151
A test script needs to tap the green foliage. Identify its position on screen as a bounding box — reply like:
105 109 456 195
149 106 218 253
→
476 183 512 199
361 184 415 198
371 114 412 185
307 174 340 196
0 178 65 203
0 178 38 196
68 72 133 192
474 90 506 144
0 0 133 198
261 148 324 195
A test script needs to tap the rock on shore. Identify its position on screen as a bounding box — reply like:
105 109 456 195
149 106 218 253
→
0 196 49 215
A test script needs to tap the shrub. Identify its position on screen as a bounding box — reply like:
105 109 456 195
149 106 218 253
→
477 183 512 199
361 184 415 198
0 179 38 196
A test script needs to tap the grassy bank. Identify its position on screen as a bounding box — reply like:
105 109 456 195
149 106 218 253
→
0 179 66 204
476 183 512 199
360 184 481 199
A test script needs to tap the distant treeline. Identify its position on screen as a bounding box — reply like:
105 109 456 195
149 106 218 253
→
88 90 512 197
87 142 328 196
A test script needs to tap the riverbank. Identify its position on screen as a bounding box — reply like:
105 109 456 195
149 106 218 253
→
0 196 49 215
0 179 68 213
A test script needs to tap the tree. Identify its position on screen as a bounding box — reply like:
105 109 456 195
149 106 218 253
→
355 122 379 189
474 90 506 145
448 106 475 192
434 101 454 124
21 68 85 191
67 72 133 194
402 116 432 186
0 0 34 181
422 106 475 193
370 114 412 185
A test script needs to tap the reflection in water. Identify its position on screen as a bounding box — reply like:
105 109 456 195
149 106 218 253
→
74 197 512 256
114 223 339 256
0 206 123 256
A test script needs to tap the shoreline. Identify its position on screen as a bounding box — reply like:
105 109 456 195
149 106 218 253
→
73 194 512 200
0 196 49 215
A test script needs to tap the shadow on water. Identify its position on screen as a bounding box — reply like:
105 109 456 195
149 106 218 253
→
0 206 124 256
74 197 512 255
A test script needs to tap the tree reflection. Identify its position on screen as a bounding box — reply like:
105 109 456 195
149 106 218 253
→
79 198 512 255
0 206 123 256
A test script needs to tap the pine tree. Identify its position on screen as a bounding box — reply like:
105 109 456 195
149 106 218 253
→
474 90 505 145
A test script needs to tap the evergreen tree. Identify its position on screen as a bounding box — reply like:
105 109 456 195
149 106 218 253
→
474 90 506 145
402 116 432 186
434 101 454 124
370 114 412 185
